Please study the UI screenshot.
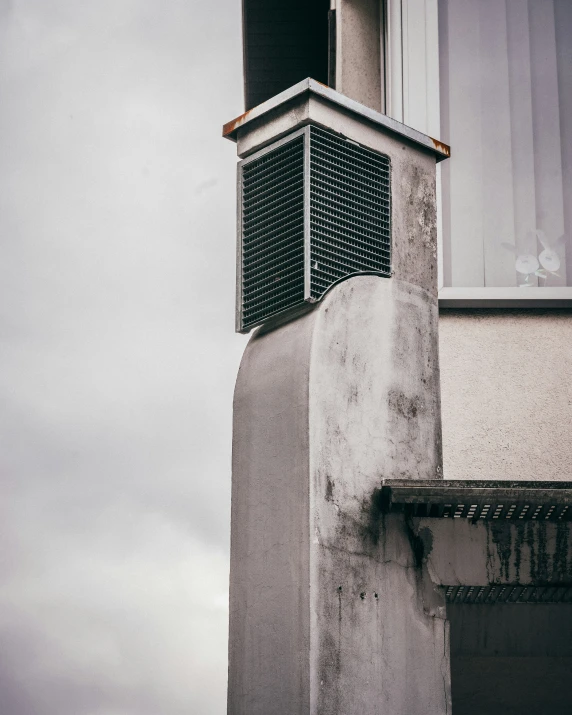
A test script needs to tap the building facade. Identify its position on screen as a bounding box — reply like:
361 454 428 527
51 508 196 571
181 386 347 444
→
224 2 572 713
241 0 572 484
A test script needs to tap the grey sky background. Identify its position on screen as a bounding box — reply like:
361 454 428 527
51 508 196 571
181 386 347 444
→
0 1 247 712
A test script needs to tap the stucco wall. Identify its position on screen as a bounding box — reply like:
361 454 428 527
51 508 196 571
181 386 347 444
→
439 311 572 482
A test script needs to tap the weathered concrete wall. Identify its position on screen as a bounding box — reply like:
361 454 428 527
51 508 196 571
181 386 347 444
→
411 518 572 585
308 278 447 715
439 311 572 482
229 97 446 713
336 0 382 111
229 313 315 715
229 276 448 715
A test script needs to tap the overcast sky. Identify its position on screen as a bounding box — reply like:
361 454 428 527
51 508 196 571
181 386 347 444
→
0 1 247 712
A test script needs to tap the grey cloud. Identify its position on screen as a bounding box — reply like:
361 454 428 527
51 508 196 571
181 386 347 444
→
0 0 245 712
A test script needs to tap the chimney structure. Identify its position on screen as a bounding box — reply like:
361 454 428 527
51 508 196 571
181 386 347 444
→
223 80 451 715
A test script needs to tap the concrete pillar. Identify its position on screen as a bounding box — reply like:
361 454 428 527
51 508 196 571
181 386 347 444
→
225 86 450 715
336 0 383 112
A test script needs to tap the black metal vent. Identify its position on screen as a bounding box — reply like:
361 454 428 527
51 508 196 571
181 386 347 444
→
380 480 572 522
239 135 306 331
445 585 572 605
237 125 391 332
308 126 391 301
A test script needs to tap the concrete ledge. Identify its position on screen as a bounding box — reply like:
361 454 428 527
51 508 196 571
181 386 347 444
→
222 78 450 161
439 287 572 309
410 518 572 586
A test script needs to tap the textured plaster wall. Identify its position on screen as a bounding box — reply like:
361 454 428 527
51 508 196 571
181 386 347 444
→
439 311 572 481
336 0 382 111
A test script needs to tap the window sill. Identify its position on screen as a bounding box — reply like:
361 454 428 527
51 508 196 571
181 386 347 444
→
438 287 572 309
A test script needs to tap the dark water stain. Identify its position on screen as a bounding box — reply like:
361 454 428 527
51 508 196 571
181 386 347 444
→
347 384 359 405
417 526 434 560
524 522 550 581
405 522 426 569
552 523 572 581
488 522 571 583
388 389 425 420
404 524 433 570
514 523 525 582
363 487 385 547
485 526 493 578
325 474 334 503
489 523 512 582
536 522 549 581
525 521 537 580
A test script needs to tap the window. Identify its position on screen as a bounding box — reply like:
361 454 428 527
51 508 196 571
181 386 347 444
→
385 0 572 294
449 602 572 714
242 0 330 111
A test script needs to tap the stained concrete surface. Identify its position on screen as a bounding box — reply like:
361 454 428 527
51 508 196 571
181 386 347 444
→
229 94 445 713
308 278 446 714
229 277 448 715
412 518 572 586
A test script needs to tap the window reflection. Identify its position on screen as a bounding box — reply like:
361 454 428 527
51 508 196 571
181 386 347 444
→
439 0 572 288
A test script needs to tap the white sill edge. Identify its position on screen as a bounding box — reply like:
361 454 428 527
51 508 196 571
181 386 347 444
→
438 287 572 308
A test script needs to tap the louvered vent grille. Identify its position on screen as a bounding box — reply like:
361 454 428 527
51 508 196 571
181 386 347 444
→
240 136 306 331
308 126 391 300
237 126 391 332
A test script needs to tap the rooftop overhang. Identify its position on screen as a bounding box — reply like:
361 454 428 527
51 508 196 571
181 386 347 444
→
381 479 572 521
380 479 572 604
223 78 451 162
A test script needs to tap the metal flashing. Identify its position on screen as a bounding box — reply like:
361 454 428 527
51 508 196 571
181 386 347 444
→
223 78 450 162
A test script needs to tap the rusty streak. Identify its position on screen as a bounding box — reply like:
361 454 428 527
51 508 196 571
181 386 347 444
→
223 108 253 138
430 137 451 158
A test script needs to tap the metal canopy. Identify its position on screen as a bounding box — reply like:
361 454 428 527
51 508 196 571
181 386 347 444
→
223 78 451 163
381 479 572 522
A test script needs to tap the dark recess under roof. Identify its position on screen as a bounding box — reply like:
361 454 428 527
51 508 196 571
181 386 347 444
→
243 0 330 111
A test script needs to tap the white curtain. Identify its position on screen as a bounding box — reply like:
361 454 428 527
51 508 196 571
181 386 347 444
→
439 0 572 288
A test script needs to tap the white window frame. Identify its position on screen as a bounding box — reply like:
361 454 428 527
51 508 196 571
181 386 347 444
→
383 0 572 307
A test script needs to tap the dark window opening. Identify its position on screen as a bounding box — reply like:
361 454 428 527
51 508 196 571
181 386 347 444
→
449 603 572 715
243 0 331 111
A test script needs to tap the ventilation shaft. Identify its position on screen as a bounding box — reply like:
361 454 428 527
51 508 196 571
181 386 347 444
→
223 79 450 715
